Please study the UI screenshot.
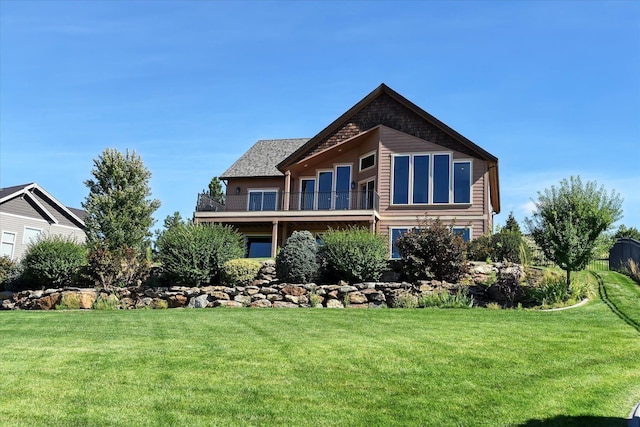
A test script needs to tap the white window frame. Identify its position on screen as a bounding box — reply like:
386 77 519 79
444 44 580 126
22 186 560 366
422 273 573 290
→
1 231 17 260
359 151 376 172
23 226 43 245
247 188 279 212
452 159 473 205
389 227 411 259
453 226 472 242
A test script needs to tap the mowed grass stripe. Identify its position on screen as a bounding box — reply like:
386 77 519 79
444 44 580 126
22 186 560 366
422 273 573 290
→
0 298 639 426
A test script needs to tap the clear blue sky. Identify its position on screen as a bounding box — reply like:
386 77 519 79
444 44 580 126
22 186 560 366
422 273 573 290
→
1 0 639 232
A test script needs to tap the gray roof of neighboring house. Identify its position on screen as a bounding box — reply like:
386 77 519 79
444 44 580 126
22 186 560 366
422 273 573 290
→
220 138 309 179
0 183 33 200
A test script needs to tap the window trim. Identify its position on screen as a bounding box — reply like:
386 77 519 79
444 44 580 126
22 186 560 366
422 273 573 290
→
23 226 43 245
247 188 279 212
389 227 411 260
359 151 376 172
453 226 472 242
452 159 473 205
1 231 17 260
391 152 473 206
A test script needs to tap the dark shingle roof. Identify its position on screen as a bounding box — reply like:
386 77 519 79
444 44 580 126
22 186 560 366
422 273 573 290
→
0 183 33 200
220 138 309 179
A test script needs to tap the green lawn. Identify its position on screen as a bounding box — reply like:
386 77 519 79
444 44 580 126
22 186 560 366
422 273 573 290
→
1 273 639 426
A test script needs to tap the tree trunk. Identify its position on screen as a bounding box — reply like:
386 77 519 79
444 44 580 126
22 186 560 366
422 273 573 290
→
566 269 572 294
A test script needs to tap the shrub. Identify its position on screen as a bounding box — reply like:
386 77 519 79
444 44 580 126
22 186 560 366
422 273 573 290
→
318 226 388 283
56 292 80 310
526 271 568 307
0 256 18 287
221 259 262 286
392 291 419 308
156 223 244 286
21 235 86 288
276 231 319 283
491 230 530 264
419 288 474 308
395 219 467 283
622 259 640 284
85 245 151 289
93 293 120 310
466 234 493 262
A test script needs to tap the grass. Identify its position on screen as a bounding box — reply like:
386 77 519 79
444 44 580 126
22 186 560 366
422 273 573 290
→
597 269 640 331
0 275 639 426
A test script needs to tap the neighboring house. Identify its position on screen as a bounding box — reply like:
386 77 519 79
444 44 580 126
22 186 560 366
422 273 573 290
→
0 183 86 260
194 84 500 258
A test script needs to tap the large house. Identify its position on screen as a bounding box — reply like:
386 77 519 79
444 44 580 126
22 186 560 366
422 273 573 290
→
0 183 86 260
194 84 500 258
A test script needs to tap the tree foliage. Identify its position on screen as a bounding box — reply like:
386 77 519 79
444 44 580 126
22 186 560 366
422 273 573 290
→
503 212 521 234
156 223 244 286
318 227 388 283
276 231 319 284
83 148 161 251
525 176 622 289
614 224 640 241
208 177 225 202
395 219 467 283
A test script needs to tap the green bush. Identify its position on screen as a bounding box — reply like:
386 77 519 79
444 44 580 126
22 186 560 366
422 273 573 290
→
392 291 419 308
93 293 121 310
156 223 244 286
318 227 388 283
492 230 530 264
276 231 319 283
56 292 80 310
466 234 493 262
84 245 151 289
221 259 262 286
526 271 569 307
395 219 468 283
419 288 474 308
21 235 87 288
0 256 19 288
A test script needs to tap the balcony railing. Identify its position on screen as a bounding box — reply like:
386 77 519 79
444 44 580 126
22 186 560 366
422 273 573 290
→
195 190 379 213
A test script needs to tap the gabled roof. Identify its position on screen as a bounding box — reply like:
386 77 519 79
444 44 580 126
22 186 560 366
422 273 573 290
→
0 182 86 227
277 83 500 213
220 138 309 179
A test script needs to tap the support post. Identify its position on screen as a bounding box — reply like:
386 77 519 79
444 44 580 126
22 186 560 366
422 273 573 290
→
283 170 291 211
271 221 279 258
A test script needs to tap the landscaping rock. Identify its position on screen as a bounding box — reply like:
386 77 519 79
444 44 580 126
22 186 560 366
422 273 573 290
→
348 292 368 304
271 301 298 308
0 291 14 300
249 299 272 308
325 299 344 308
2 300 15 310
167 294 187 308
282 285 307 296
187 294 210 308
215 300 243 308
211 291 230 300
233 295 252 306
78 291 97 309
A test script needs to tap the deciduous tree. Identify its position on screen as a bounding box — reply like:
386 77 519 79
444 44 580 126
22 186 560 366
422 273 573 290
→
525 176 622 290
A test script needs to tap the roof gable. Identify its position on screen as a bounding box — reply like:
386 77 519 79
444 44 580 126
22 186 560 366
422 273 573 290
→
0 183 85 228
280 83 498 168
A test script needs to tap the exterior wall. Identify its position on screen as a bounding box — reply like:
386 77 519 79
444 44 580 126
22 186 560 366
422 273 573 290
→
224 177 286 211
0 212 86 261
375 126 490 239
301 93 480 161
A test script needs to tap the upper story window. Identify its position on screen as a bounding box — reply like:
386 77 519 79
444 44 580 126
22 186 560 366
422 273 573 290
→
391 153 472 205
23 227 42 245
359 152 376 171
1 231 16 259
248 190 278 211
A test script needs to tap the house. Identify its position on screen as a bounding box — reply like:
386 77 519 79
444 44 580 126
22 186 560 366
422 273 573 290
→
0 183 86 260
194 84 500 258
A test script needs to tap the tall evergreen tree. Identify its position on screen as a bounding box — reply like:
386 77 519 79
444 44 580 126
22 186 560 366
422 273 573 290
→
83 148 161 251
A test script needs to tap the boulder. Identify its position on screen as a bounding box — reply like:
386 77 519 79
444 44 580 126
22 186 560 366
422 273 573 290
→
211 291 230 300
325 299 344 308
0 291 14 300
271 301 298 308
348 292 368 304
284 294 299 304
215 300 243 308
282 285 307 296
187 294 210 308
249 299 272 308
233 295 252 306
1 300 15 310
167 294 187 308
78 291 97 309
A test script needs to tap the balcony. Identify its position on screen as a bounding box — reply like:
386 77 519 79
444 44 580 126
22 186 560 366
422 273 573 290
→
195 190 379 213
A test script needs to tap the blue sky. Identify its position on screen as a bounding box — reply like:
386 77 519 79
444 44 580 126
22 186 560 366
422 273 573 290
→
1 0 639 232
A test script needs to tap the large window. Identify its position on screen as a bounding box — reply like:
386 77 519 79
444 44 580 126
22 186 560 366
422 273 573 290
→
453 161 471 204
23 227 42 245
1 231 16 259
335 165 351 210
453 227 471 242
391 153 472 205
246 236 272 258
390 227 409 259
248 190 277 211
300 179 315 210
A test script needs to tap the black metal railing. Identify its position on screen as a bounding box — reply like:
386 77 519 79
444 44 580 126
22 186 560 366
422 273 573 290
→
195 190 379 213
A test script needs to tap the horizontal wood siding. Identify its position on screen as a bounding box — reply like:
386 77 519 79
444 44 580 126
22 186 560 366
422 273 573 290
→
0 213 85 261
377 126 489 235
